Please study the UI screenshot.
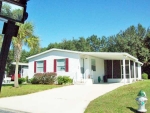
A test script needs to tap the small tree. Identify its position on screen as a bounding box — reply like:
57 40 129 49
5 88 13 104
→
142 73 148 79
13 22 40 87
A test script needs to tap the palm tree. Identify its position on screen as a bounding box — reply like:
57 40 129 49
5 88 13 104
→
12 22 40 87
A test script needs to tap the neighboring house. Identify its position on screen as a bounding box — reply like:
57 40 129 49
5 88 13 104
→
27 48 143 84
11 62 28 78
3 72 11 84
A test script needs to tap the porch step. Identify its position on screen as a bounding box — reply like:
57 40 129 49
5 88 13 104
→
85 79 93 85
73 81 85 85
73 79 94 85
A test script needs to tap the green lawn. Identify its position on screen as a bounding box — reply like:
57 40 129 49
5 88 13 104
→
0 84 62 98
85 80 150 113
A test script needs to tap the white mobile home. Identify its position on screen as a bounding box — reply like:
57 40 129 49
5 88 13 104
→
27 48 143 84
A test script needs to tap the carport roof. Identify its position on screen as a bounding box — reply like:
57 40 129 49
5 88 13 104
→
12 62 28 66
27 48 143 65
82 52 137 60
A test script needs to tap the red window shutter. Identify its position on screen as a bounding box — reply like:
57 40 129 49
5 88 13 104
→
66 58 69 72
44 60 46 72
54 59 56 72
34 61 36 73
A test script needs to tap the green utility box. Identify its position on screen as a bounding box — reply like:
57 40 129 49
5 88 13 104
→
98 76 101 83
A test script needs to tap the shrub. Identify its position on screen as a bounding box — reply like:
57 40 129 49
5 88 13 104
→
63 76 71 84
28 79 32 83
43 72 57 84
18 78 26 84
57 76 73 85
57 76 64 85
25 76 29 83
142 73 148 79
31 77 39 84
31 72 57 84
34 73 43 84
68 78 73 83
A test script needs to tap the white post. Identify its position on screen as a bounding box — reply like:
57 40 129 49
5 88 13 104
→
91 70 93 79
138 64 142 80
73 72 75 84
84 70 86 83
129 60 131 83
21 65 22 77
112 60 113 79
84 72 85 83
123 58 126 84
120 60 122 79
74 71 77 84
133 62 136 82
91 70 94 83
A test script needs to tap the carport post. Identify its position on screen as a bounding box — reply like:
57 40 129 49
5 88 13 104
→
137 63 142 80
129 60 131 83
133 62 136 82
123 58 126 84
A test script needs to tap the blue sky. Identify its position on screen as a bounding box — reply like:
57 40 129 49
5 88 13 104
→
1 0 150 49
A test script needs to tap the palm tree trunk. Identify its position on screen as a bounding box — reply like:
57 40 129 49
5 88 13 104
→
14 60 19 87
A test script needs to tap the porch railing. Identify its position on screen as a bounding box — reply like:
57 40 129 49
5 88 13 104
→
83 69 93 83
73 69 94 84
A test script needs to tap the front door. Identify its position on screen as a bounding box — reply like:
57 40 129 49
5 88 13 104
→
80 58 84 78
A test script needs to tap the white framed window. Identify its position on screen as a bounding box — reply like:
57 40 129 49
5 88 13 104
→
36 61 44 73
91 59 96 71
57 59 66 71
34 60 46 73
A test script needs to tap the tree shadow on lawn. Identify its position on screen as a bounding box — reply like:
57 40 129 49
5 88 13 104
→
2 84 14 87
127 107 140 113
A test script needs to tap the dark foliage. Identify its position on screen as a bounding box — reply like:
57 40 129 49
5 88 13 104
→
18 78 25 84
31 72 57 84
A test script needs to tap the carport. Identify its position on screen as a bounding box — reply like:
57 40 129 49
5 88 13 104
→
82 52 143 84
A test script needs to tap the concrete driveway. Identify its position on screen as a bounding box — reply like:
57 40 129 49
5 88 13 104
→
0 83 124 113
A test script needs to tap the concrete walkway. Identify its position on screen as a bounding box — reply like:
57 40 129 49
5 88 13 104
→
0 83 124 113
